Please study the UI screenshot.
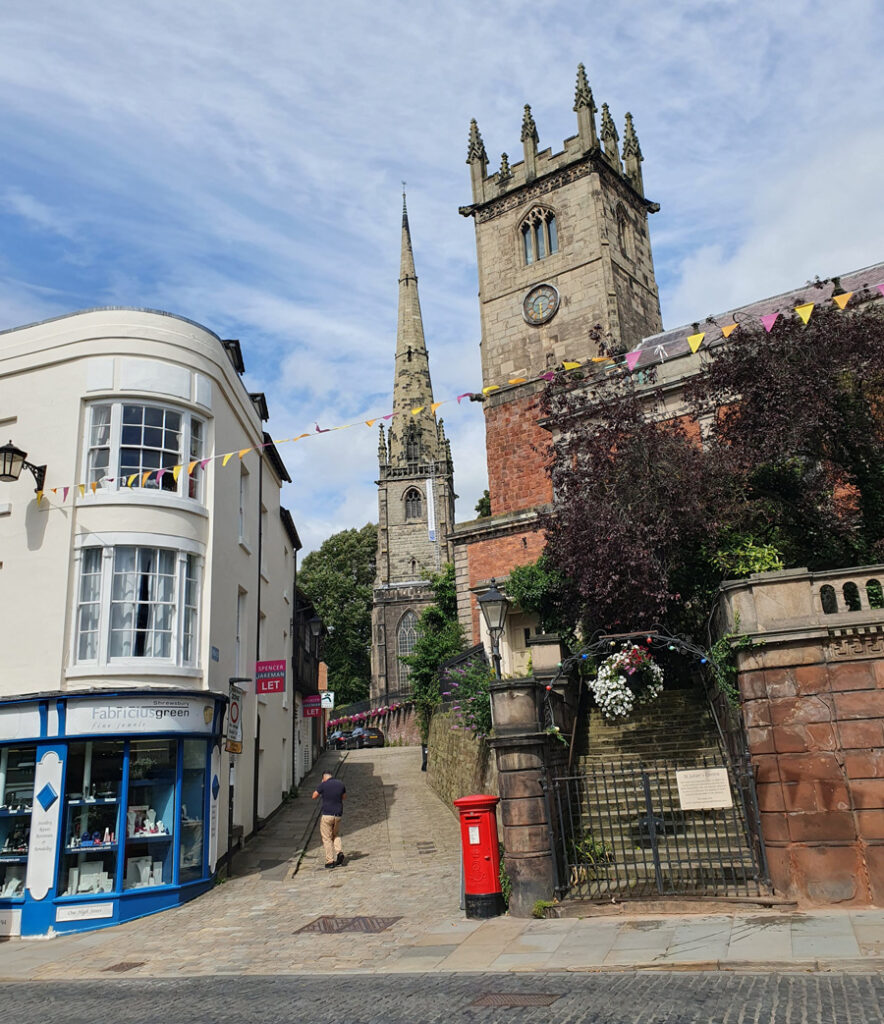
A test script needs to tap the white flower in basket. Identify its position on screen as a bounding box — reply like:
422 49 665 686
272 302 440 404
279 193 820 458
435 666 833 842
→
589 644 664 719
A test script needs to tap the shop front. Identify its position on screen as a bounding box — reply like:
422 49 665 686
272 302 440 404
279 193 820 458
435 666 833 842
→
0 689 226 938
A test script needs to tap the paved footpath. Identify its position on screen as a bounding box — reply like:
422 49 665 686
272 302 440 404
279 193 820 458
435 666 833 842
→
1 746 883 979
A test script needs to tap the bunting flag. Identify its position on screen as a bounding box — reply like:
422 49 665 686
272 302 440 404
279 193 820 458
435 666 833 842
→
22 278 884 510
687 332 705 354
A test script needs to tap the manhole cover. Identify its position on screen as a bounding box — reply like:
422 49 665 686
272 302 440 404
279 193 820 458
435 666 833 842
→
471 994 561 1007
296 916 401 934
102 962 146 973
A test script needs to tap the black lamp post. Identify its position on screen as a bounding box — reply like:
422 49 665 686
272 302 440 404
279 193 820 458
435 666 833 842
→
478 578 510 679
0 440 46 493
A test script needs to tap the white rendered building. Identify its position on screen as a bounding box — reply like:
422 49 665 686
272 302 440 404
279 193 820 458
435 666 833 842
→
0 307 308 936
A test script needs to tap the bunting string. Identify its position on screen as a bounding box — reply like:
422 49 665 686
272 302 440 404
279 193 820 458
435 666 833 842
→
30 281 884 508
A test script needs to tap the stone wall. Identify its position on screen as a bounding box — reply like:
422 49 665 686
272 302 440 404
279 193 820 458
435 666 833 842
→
717 566 884 906
426 709 499 811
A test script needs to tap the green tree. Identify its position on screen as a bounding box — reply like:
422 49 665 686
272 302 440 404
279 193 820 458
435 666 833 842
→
474 489 492 518
299 523 377 707
401 563 464 742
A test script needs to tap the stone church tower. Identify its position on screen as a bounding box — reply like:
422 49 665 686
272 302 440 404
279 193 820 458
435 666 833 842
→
370 197 456 701
453 65 663 653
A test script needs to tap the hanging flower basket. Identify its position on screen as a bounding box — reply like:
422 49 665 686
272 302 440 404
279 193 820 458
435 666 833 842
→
588 644 663 719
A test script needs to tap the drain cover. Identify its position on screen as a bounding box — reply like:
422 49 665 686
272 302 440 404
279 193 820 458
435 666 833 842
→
471 994 561 1007
102 962 146 973
296 915 401 934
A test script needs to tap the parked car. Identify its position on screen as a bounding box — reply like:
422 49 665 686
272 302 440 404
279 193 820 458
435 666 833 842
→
345 727 366 749
329 729 352 750
358 727 385 748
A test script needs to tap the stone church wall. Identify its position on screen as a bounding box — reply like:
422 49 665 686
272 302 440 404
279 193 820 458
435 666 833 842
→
718 567 884 906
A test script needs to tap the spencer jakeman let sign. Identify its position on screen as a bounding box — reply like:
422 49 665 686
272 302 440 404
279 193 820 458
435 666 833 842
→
255 660 286 695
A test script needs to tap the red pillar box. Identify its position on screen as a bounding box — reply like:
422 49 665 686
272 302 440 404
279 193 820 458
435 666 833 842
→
453 794 505 918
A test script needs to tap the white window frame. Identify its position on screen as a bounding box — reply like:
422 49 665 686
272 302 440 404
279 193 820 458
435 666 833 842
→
72 533 203 670
85 400 207 503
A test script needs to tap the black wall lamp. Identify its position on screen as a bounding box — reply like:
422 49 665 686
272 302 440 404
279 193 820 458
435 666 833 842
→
0 441 46 493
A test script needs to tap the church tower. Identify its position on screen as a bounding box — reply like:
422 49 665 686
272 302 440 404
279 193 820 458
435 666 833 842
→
452 65 663 650
371 196 456 701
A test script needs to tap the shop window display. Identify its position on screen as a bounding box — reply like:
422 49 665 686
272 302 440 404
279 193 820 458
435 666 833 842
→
179 740 206 883
124 739 176 889
60 741 124 897
0 745 36 898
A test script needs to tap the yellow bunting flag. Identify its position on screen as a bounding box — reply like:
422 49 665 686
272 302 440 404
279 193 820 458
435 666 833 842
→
365 419 377 427
411 406 425 415
832 291 852 309
292 433 310 441
36 490 43 505
78 484 85 498
431 402 443 413
562 361 581 370
222 452 235 467
721 323 738 338
188 461 198 475
508 377 527 384
794 302 814 324
591 356 613 363
141 471 152 487
172 465 182 483
126 474 136 487
687 332 705 354
90 482 98 494
482 385 500 394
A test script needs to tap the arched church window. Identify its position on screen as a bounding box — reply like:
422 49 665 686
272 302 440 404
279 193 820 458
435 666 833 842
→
404 487 422 519
520 208 558 266
405 434 420 463
616 204 634 261
397 611 420 689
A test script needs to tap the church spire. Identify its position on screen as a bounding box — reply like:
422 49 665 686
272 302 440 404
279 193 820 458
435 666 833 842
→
573 63 598 151
600 102 622 171
621 112 644 194
389 194 443 466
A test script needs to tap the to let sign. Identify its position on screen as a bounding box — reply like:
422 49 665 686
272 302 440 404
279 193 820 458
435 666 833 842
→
255 659 286 695
303 694 322 718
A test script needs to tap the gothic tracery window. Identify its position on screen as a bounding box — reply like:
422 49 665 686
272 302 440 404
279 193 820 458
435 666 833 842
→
616 204 634 261
404 487 422 519
521 207 558 265
397 610 420 690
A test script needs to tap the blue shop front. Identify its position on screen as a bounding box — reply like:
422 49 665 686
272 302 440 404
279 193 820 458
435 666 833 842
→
0 689 226 938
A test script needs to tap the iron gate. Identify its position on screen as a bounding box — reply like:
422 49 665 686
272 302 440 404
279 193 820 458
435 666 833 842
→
552 755 766 899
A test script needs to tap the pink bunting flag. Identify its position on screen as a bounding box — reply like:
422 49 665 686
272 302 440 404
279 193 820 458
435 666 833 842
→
456 393 472 403
760 312 779 333
156 469 167 486
540 371 556 381
383 413 394 420
877 283 884 297
62 487 69 502
314 423 329 433
200 458 211 471
625 350 642 372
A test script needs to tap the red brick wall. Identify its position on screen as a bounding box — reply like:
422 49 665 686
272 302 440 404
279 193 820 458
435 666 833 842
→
740 656 884 905
466 528 546 641
485 393 552 515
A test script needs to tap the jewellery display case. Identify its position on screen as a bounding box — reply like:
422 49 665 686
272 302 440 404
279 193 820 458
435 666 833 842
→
59 741 123 897
124 738 176 889
0 745 36 899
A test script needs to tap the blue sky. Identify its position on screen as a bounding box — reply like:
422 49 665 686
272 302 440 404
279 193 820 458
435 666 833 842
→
2 1 883 552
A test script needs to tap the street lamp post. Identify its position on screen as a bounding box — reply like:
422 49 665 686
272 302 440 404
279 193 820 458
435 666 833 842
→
477 578 510 679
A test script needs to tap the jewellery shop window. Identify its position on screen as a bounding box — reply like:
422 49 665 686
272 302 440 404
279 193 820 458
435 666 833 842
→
179 740 206 884
60 741 124 898
125 739 176 890
0 745 37 899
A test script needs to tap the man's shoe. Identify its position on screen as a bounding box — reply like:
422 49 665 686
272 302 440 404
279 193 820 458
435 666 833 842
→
324 862 336 870
336 853 345 866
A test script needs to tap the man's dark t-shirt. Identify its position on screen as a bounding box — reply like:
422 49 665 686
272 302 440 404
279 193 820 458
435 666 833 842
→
316 778 346 816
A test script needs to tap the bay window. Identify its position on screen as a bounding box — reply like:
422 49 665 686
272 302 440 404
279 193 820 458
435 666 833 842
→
75 543 201 667
86 402 206 501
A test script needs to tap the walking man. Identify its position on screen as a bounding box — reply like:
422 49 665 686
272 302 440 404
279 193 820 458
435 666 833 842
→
312 771 346 869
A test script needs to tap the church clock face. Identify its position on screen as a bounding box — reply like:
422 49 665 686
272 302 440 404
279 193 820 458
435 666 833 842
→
522 283 560 325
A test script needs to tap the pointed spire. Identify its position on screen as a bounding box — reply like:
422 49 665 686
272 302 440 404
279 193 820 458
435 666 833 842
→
521 104 539 181
466 119 488 202
389 199 444 466
378 423 388 467
622 112 644 194
600 103 621 170
573 63 598 151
